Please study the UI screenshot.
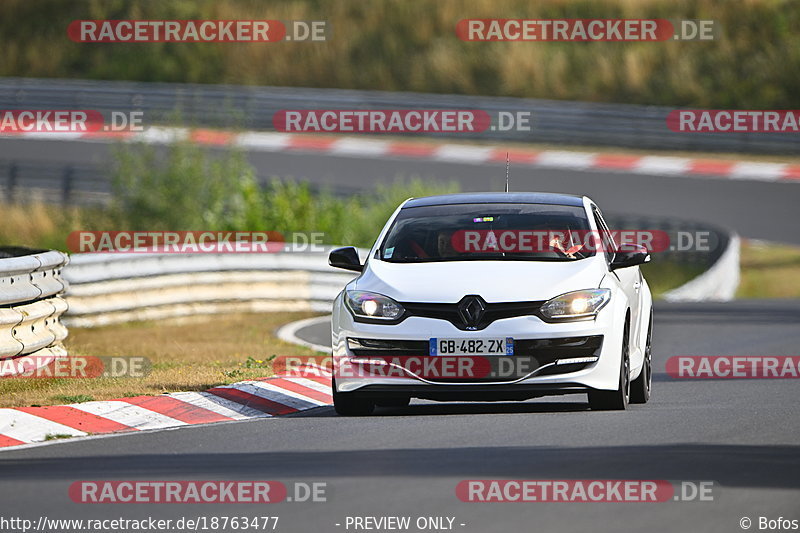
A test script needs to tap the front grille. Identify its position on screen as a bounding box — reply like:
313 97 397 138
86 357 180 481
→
348 338 428 356
401 300 544 330
516 336 602 362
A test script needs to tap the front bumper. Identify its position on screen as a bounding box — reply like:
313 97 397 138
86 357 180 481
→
331 296 627 397
337 382 590 402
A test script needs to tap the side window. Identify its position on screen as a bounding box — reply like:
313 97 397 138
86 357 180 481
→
592 207 616 264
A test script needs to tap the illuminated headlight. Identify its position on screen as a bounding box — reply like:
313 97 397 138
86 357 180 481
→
540 289 611 320
345 290 404 320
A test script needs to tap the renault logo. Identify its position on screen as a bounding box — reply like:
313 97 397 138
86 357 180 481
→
457 295 486 328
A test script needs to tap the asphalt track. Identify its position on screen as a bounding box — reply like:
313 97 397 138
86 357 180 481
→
1 137 799 244
1 136 798 531
1 300 798 533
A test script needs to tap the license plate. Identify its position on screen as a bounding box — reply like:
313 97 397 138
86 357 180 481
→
429 337 514 356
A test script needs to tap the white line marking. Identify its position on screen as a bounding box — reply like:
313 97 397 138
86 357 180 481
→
536 151 596 169
229 382 319 410
0 409 86 443
330 138 390 156
291 377 333 395
729 162 785 181
634 156 692 176
167 391 271 419
235 132 292 151
252 381 329 407
71 401 186 430
433 145 494 162
135 127 189 144
20 131 86 140
276 315 331 354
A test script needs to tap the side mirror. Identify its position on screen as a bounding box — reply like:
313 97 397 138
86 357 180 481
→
610 243 650 270
328 246 363 272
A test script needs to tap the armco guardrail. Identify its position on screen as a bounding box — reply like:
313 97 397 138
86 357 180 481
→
62 249 361 327
0 247 70 374
1 77 796 154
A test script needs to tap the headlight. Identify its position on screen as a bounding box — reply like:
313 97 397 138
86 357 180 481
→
345 290 404 320
540 289 610 320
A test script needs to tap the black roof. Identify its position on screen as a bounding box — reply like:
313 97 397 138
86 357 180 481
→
403 192 585 208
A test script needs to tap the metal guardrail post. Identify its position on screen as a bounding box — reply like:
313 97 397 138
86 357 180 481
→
7 162 17 203
62 165 74 205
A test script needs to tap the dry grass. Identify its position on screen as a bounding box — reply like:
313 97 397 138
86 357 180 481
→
0 312 321 408
2 202 60 247
1 202 71 250
737 241 800 299
0 202 109 251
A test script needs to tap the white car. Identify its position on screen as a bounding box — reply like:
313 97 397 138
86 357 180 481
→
329 192 653 415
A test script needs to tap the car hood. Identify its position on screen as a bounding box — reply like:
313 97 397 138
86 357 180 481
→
354 258 607 302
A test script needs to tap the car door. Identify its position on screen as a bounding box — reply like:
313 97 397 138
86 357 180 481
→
592 207 642 350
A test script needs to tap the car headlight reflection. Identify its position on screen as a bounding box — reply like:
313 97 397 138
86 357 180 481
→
540 289 610 320
345 290 404 320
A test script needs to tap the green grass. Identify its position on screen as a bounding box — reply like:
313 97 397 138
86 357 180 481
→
0 0 797 109
44 433 75 441
641 261 707 299
49 394 95 404
737 241 800 299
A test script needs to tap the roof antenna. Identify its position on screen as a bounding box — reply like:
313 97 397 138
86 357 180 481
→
504 151 510 192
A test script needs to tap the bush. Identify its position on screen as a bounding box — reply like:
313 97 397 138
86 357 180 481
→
110 140 458 247
111 140 261 231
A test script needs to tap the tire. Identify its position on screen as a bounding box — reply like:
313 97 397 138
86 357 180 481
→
332 378 375 416
588 319 630 411
630 311 653 404
375 397 411 408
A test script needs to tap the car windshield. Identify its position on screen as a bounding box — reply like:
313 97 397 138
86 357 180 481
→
379 202 595 263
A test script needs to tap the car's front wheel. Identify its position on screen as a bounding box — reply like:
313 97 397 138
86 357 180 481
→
588 320 630 411
332 378 375 416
